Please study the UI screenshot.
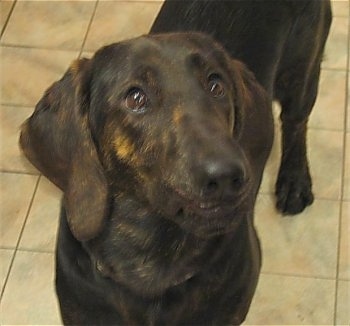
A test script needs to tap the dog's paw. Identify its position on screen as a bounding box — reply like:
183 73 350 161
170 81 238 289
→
275 169 314 215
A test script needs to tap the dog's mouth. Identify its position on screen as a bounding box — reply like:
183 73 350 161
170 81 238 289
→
160 184 251 238
174 204 247 239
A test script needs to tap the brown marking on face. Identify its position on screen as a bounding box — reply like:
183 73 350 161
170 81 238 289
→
173 107 184 126
113 133 136 161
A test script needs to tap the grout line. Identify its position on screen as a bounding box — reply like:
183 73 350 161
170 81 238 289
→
12 248 55 255
78 0 99 58
322 66 349 72
0 169 40 176
333 5 350 325
0 0 17 39
258 190 343 203
308 126 346 132
0 102 34 109
260 271 338 282
0 246 54 255
0 175 41 301
0 42 80 54
338 276 350 282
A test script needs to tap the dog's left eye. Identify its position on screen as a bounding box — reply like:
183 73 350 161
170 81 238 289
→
208 74 225 98
125 88 148 112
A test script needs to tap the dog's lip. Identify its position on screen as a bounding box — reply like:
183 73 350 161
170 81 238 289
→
169 185 245 218
174 205 247 239
158 182 251 238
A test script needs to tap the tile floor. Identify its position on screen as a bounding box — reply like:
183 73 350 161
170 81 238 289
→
0 0 349 325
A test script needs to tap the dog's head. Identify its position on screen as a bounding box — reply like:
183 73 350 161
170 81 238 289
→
20 33 273 241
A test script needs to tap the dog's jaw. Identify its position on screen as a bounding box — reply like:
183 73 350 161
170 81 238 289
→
84 191 256 297
138 175 254 239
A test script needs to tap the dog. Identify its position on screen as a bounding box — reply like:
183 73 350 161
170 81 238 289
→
20 32 271 325
19 1 331 325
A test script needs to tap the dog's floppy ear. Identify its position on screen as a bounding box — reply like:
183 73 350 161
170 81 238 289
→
228 58 274 179
229 59 272 138
20 59 109 241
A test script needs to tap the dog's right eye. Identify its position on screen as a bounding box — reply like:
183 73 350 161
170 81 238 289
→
125 88 148 113
207 74 225 98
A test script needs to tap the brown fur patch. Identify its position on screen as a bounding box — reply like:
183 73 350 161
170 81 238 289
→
173 107 184 126
113 134 136 161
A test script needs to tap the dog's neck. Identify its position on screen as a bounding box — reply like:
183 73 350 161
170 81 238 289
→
80 193 253 297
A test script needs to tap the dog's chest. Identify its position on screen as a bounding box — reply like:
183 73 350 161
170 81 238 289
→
104 242 258 326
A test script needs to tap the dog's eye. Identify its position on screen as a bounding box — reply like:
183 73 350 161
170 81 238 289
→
125 88 148 112
208 74 225 98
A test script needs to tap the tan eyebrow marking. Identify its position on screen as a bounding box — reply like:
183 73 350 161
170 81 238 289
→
113 133 136 161
173 107 184 126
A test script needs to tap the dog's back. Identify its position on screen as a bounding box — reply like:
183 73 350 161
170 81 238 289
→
151 0 332 94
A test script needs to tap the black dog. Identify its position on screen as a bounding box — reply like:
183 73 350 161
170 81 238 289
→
19 1 331 325
20 33 271 325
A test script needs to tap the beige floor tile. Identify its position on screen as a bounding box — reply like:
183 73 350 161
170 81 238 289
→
0 250 62 325
0 173 39 248
1 0 96 50
339 201 350 280
255 194 339 278
19 177 61 252
343 133 350 200
0 249 14 293
1 46 78 107
336 280 350 325
0 105 38 173
331 0 350 17
0 0 14 32
84 1 163 52
310 69 346 131
322 17 349 70
244 273 335 325
260 127 344 201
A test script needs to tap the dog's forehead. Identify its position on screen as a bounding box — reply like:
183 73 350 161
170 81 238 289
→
122 34 227 71
91 34 229 94
129 36 207 66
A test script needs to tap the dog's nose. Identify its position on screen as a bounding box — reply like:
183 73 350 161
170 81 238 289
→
198 158 246 200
